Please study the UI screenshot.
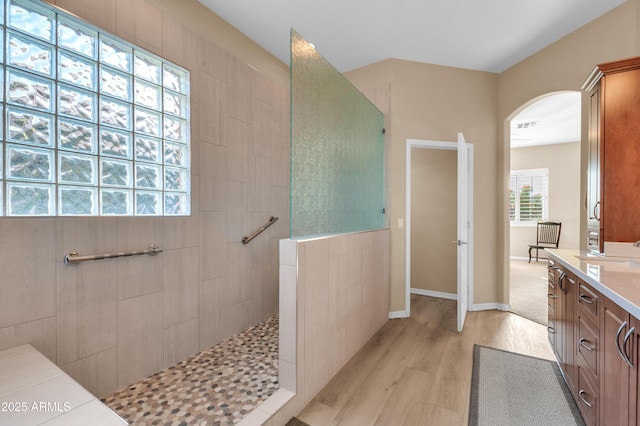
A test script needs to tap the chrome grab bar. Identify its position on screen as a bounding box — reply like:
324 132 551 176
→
242 216 279 245
64 244 163 265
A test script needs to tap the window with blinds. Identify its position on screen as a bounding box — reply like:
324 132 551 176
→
509 168 548 224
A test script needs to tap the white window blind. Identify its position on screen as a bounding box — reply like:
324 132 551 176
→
509 168 548 224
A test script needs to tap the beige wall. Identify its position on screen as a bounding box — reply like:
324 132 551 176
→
346 59 499 311
410 148 457 294
497 0 640 303
510 142 581 258
0 0 289 398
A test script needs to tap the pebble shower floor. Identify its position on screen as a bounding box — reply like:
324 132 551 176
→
102 315 279 425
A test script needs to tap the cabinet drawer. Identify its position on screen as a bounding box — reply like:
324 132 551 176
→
578 281 599 322
577 366 598 426
577 314 599 378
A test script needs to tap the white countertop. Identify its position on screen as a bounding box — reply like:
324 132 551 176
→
547 248 640 319
0 344 127 426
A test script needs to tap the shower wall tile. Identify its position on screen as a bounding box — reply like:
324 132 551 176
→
227 117 253 182
0 219 56 329
254 156 273 213
280 230 389 416
199 277 228 350
227 57 252 123
117 292 164 389
163 318 199 369
227 299 252 337
163 247 199 328
161 15 198 77
200 211 228 280
55 0 117 33
227 243 251 305
0 317 57 363
227 180 251 243
198 72 225 145
61 348 118 398
199 38 228 81
115 0 162 55
56 260 117 365
252 98 273 158
116 217 164 252
55 218 118 262
200 142 228 212
116 254 163 301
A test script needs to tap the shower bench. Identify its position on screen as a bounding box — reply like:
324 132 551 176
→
0 344 127 425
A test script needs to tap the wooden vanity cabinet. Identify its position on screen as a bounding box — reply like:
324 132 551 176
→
576 279 600 425
583 56 640 252
600 296 634 425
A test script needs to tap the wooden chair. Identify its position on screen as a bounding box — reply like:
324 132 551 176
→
528 222 562 263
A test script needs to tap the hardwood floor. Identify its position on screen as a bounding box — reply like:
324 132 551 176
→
296 294 555 425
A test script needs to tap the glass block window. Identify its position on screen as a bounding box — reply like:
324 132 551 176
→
1 0 190 216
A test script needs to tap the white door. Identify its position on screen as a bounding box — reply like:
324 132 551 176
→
456 133 473 332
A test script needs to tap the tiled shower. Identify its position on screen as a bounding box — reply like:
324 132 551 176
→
0 0 289 405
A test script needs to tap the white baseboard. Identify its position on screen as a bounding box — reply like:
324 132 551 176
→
470 303 510 312
510 256 529 261
388 310 409 319
411 288 457 301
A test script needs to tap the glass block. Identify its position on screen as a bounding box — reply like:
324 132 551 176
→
7 182 53 215
59 152 96 184
100 189 131 215
100 67 132 101
100 97 131 129
6 144 53 182
58 16 97 59
7 31 54 77
59 118 97 153
135 107 161 137
58 84 96 121
100 128 131 158
136 191 161 215
7 68 52 111
135 136 161 163
8 0 55 43
134 79 160 110
100 158 131 187
59 186 97 215
134 52 160 84
135 163 161 189
164 142 186 167
164 116 186 142
6 106 53 147
59 51 96 90
163 64 187 94
290 30 385 237
100 36 131 73
164 192 186 215
164 90 187 118
164 167 186 191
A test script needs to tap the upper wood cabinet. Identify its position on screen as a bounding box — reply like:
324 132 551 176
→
583 56 640 252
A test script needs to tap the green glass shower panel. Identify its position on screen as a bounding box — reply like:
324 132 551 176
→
290 29 384 238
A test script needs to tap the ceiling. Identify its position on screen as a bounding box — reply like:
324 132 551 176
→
199 0 625 74
199 0 621 147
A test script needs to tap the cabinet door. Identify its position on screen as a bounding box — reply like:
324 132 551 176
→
631 316 640 426
562 271 577 391
555 269 567 364
547 261 558 349
600 297 632 425
587 83 602 252
602 69 640 243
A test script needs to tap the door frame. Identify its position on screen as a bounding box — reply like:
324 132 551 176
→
405 138 474 322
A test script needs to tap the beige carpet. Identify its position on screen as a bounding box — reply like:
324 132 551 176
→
510 259 548 325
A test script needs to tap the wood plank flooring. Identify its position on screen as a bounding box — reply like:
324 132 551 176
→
296 294 555 425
